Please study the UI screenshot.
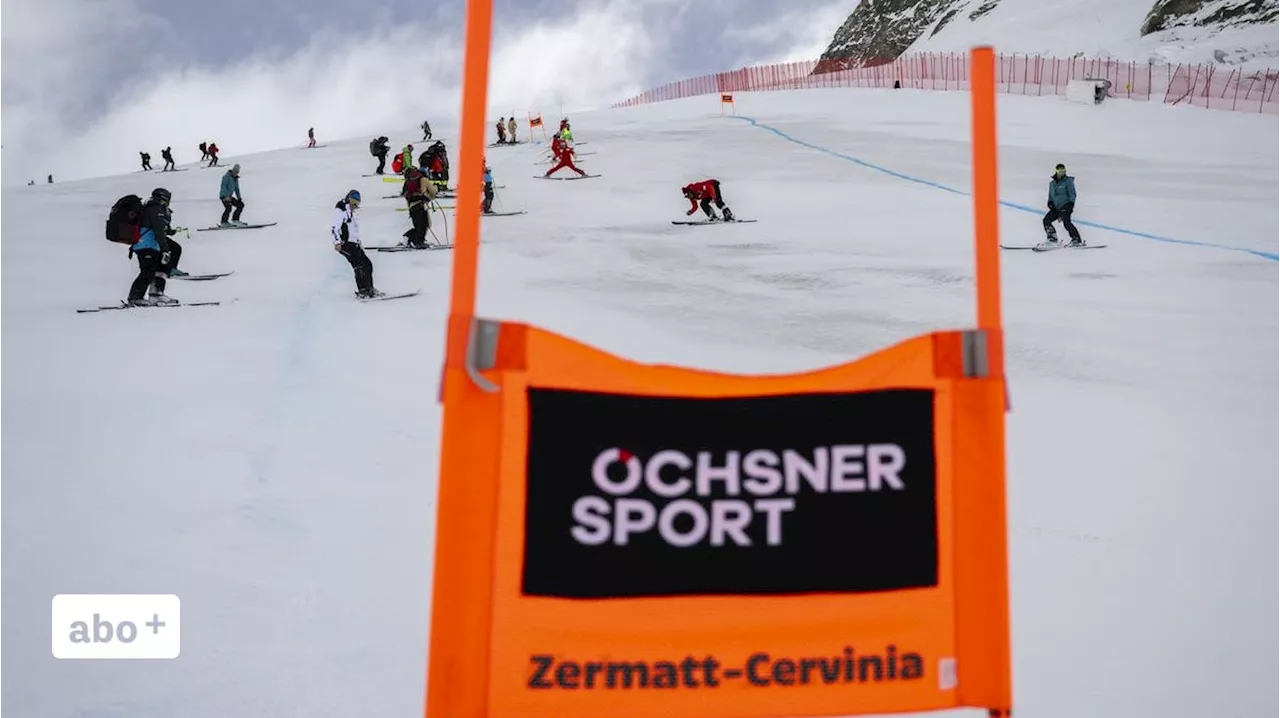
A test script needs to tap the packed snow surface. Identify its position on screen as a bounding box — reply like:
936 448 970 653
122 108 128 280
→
3 87 1277 717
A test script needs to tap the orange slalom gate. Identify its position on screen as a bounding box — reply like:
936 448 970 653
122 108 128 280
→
425 1 1011 714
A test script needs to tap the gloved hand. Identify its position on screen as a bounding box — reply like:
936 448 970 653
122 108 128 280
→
686 208 696 216
165 228 177 236
334 243 345 254
1062 202 1074 213
161 251 171 264
1047 202 1054 210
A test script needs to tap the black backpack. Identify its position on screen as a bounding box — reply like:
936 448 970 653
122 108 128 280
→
369 138 379 156
105 195 144 244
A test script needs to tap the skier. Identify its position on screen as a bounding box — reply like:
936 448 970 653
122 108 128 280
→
482 158 495 214
543 135 587 178
369 136 390 174
1043 163 1083 246
401 164 438 248
331 189 382 298
219 164 247 227
400 144 415 173
127 187 184 306
307 127 316 148
421 120 432 141
140 152 152 171
507 117 517 144
681 179 735 221
423 141 450 189
161 146 175 171
496 118 507 145
206 142 220 167
199 142 209 161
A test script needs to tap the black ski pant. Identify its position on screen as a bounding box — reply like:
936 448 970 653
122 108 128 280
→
221 197 245 223
163 158 174 171
1043 205 1081 242
699 180 727 217
129 241 183 300
375 153 387 174
339 241 374 292
482 182 494 213
405 202 431 247
142 159 152 170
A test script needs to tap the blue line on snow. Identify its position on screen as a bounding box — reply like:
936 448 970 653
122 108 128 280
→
729 115 1278 262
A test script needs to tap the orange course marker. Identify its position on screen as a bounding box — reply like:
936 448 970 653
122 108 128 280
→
426 5 1012 713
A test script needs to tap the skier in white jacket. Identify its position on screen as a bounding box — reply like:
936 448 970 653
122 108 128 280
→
331 190 382 298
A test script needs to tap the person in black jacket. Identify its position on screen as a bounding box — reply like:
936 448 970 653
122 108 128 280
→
127 188 183 306
369 136 390 174
161 146 175 171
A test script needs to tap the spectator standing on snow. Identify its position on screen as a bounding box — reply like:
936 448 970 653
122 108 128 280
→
331 190 382 298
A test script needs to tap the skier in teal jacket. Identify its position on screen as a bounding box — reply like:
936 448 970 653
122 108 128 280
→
219 164 246 227
1044 163 1083 246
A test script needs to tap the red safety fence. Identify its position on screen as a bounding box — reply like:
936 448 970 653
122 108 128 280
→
611 52 1278 115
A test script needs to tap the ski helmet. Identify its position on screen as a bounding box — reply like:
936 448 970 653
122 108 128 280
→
347 189 361 203
152 187 172 203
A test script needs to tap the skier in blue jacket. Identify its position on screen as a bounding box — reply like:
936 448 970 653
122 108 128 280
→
219 163 246 227
481 158 495 214
127 187 183 306
1043 163 1083 246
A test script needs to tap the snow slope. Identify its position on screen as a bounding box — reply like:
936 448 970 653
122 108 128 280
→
2 88 1277 718
905 0 1279 70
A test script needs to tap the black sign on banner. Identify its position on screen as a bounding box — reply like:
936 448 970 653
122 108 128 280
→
521 388 939 599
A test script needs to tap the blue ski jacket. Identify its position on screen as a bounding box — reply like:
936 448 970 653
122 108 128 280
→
483 168 493 184
1047 175 1077 208
220 171 241 200
131 200 172 253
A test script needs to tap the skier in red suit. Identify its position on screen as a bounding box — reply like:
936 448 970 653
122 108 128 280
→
544 136 587 178
682 179 735 221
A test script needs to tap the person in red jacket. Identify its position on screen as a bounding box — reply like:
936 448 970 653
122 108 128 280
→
682 179 735 221
544 136 587 178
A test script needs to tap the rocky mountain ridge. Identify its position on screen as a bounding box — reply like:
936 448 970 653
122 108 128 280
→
816 0 1277 69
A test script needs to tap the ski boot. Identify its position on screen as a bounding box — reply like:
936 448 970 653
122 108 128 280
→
148 291 178 306
1066 237 1084 247
128 296 157 307
232 220 248 227
219 221 234 228
169 268 189 277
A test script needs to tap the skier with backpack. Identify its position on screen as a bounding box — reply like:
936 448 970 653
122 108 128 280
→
161 146 176 171
421 120 432 141
422 141 450 189
139 151 152 171
369 136 390 174
331 189 382 298
106 188 184 306
495 118 507 145
400 164 438 248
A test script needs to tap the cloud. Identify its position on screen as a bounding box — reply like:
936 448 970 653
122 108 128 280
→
0 0 847 185
1 0 674 185
724 1 857 67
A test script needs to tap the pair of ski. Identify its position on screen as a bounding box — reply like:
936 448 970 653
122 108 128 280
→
195 222 277 232
77 299 225 313
1001 242 1107 252
358 290 419 302
535 174 601 180
76 271 234 312
672 218 757 225
367 242 455 253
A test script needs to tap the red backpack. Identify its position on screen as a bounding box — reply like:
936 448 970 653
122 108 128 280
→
105 195 143 244
392 155 404 174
